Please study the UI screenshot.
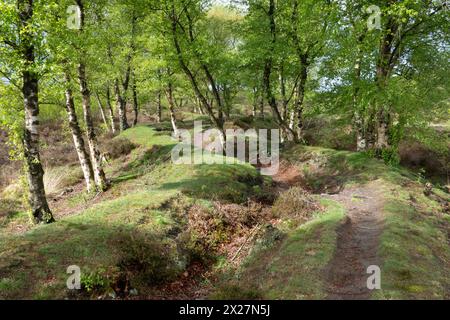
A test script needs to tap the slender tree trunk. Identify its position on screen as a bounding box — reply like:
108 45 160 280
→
264 67 295 141
353 35 367 152
120 74 131 131
19 0 54 224
375 103 391 153
289 108 295 130
106 87 116 133
263 0 297 142
195 97 205 115
23 71 54 224
223 85 232 119
76 0 108 191
290 0 316 143
132 70 139 126
165 82 179 137
354 111 367 151
170 8 226 150
114 78 129 131
157 90 162 123
184 7 226 135
118 14 137 130
252 87 258 117
259 89 265 118
294 56 308 141
279 64 289 121
95 92 109 129
78 63 109 191
64 71 95 192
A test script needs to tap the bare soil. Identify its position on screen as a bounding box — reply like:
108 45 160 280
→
324 182 385 300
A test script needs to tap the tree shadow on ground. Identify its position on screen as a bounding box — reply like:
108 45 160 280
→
0 219 182 300
156 163 263 204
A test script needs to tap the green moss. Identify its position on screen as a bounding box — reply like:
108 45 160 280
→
376 195 450 300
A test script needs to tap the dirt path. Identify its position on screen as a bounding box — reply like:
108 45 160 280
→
324 182 385 300
272 161 303 192
273 163 386 300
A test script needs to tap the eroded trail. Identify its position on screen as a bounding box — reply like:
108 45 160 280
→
273 163 386 300
324 182 385 300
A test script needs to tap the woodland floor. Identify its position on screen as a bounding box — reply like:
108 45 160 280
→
0 118 449 300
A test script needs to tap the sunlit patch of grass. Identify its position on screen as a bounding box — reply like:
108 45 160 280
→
43 166 84 197
375 191 450 300
119 125 175 149
284 145 415 192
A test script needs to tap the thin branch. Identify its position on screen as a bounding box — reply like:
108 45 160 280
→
1 38 18 49
0 69 21 91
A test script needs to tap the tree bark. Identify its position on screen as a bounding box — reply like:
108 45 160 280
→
279 64 289 121
290 0 312 143
252 87 258 117
366 109 377 150
120 70 131 131
263 0 297 142
114 78 129 131
374 16 399 153
294 55 308 141
132 70 139 126
165 81 179 137
352 34 367 152
78 64 109 191
64 71 95 192
376 107 390 150
354 113 367 151
169 6 226 149
105 86 116 133
195 97 205 115
76 0 108 191
19 0 54 224
116 14 137 131
223 85 232 119
157 90 162 123
289 108 295 130
259 88 265 118
95 92 109 129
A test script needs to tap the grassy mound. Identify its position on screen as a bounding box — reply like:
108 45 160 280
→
0 126 264 299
